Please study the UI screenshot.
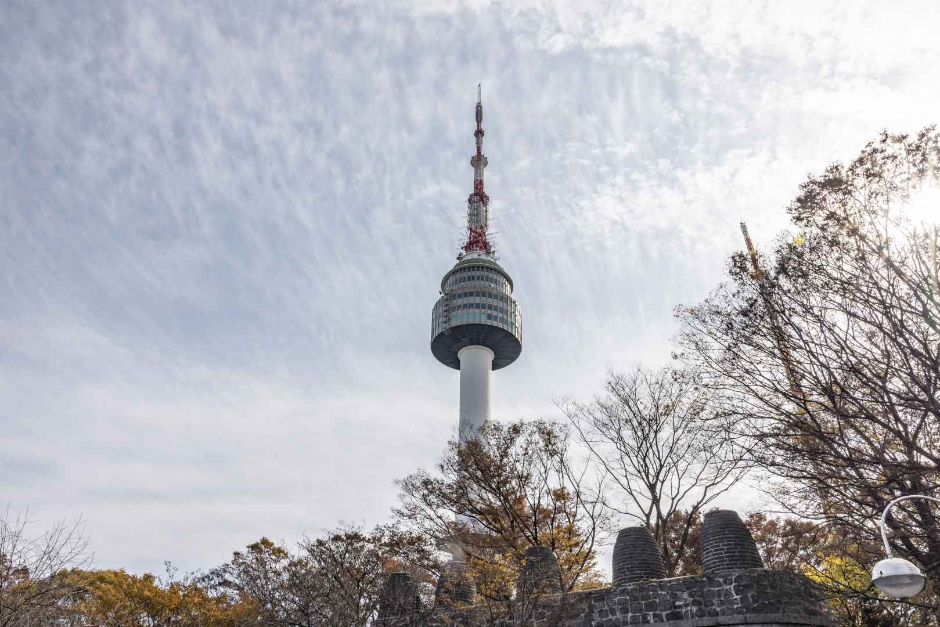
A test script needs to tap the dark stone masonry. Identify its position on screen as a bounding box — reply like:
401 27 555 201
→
378 572 421 623
380 510 835 627
613 527 668 585
518 545 564 596
437 559 476 606
700 510 765 574
526 569 834 627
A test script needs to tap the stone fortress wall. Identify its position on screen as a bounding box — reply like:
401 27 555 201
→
378 510 835 627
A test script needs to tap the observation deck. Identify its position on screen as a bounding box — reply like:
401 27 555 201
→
430 252 522 370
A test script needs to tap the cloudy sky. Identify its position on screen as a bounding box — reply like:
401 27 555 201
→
2 0 939 575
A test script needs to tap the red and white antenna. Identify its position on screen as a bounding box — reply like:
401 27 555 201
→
464 84 492 254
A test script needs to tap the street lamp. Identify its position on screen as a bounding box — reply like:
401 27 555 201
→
871 495 936 598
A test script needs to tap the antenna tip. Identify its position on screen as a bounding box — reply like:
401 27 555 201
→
477 83 481 104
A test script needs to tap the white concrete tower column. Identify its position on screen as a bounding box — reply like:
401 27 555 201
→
457 345 494 442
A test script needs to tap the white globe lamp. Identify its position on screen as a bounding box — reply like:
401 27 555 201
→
872 495 936 598
871 557 925 598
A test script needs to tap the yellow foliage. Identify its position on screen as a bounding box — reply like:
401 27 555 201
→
804 553 870 594
64 568 257 626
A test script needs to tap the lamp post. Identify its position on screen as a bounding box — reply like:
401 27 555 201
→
871 495 936 598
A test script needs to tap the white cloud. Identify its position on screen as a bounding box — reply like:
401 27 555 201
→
1 0 938 574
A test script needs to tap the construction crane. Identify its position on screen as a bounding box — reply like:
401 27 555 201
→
740 222 805 400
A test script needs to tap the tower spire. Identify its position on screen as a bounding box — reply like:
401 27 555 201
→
465 84 491 254
431 87 523 444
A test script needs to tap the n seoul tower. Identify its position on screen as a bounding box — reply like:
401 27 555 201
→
431 86 522 442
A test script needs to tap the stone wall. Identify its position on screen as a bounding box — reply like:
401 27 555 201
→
530 570 834 627
382 510 835 627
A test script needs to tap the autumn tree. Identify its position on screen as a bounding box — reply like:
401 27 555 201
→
0 508 89 627
202 537 301 625
297 525 436 627
558 367 748 577
203 525 432 627
744 512 824 573
747 515 909 627
660 509 703 576
394 419 608 622
64 566 257 626
676 128 940 619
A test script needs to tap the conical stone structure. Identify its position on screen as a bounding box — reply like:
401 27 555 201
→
436 558 475 606
378 572 420 623
516 545 563 597
612 526 667 584
700 509 764 574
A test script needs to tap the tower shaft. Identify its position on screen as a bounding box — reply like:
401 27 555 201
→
457 346 493 442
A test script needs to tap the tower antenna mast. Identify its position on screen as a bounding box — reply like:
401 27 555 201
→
465 84 492 254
